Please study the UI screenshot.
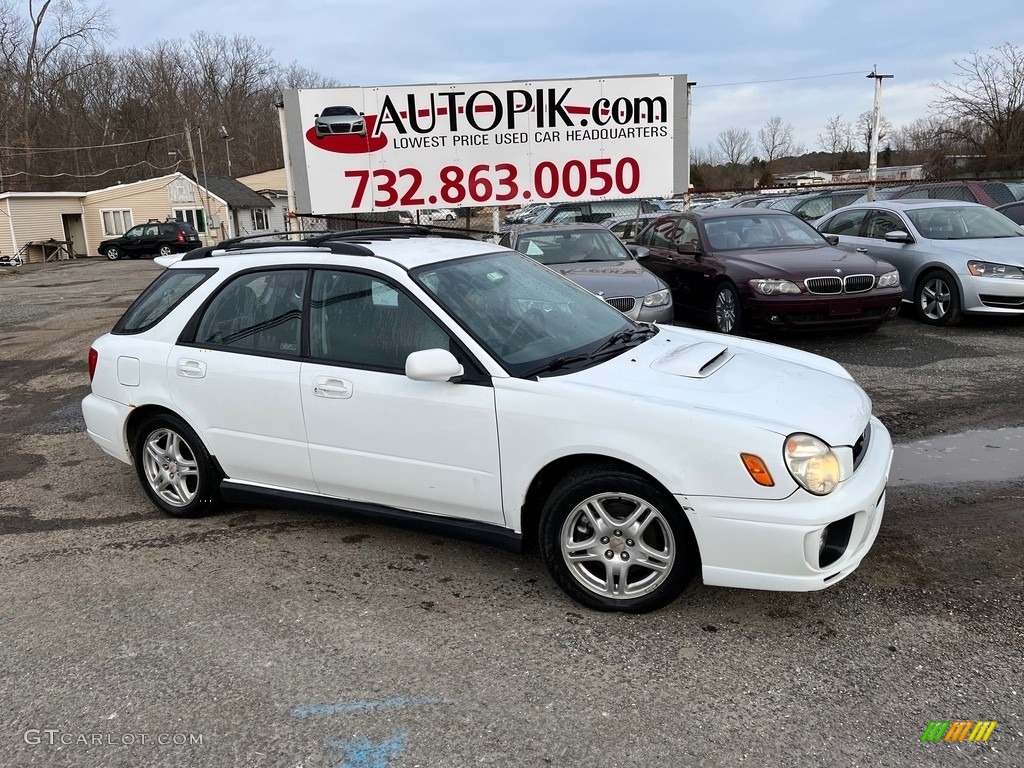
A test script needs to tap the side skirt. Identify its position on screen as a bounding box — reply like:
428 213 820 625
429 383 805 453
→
220 480 524 553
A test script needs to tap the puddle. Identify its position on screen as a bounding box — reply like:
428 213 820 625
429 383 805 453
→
889 427 1024 486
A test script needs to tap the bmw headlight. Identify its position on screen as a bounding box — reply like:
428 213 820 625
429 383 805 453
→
749 279 801 296
784 433 840 495
967 260 1023 279
877 270 901 287
643 289 671 307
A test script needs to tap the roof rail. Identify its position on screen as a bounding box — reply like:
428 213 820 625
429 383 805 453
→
180 224 477 261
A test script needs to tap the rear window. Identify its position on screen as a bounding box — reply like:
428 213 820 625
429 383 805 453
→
112 268 215 334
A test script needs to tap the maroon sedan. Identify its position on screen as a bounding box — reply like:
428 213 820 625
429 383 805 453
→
629 210 903 334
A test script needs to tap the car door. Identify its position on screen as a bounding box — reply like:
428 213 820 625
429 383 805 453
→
168 268 316 491
120 224 148 256
299 268 504 524
638 216 705 312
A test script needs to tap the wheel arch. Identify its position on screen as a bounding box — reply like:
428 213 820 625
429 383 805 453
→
124 405 223 477
519 453 689 552
913 264 964 297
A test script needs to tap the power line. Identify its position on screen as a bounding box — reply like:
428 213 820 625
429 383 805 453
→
696 71 867 89
1 158 184 179
0 132 184 155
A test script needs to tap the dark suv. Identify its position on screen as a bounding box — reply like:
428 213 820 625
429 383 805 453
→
99 219 202 260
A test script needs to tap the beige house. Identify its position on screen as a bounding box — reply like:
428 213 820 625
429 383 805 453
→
237 168 290 234
0 192 88 264
84 174 230 254
2 173 272 264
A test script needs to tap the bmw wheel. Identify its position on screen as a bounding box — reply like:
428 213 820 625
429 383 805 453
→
105 246 120 260
915 269 962 326
712 283 742 334
539 464 698 613
133 413 221 517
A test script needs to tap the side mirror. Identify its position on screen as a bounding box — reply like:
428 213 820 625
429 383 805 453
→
406 348 464 382
884 230 913 244
314 113 320 118
627 245 650 260
824 234 840 246
676 242 701 256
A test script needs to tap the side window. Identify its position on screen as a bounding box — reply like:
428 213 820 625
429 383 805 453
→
864 211 906 239
125 225 146 238
195 270 305 354
640 218 678 248
143 225 159 236
309 270 451 370
799 198 831 220
820 209 868 236
675 220 699 247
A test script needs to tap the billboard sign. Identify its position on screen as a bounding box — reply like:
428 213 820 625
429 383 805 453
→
281 75 688 215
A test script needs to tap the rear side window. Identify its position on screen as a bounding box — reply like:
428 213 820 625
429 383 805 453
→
113 269 214 334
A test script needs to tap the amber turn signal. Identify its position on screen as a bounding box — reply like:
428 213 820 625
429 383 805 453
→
741 453 775 487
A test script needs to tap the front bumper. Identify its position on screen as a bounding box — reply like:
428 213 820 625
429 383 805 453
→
962 275 1024 314
681 416 893 591
744 290 902 329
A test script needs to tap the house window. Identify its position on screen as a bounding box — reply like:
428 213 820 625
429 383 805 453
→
251 208 269 230
101 210 133 236
174 208 206 234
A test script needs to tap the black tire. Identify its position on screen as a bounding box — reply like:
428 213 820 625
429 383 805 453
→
539 464 698 613
157 244 173 257
711 282 742 334
915 269 962 326
105 246 120 261
132 413 221 517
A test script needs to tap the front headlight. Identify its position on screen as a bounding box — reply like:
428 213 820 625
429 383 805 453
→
642 289 671 307
749 279 801 296
877 270 901 287
784 433 840 495
967 260 1024 279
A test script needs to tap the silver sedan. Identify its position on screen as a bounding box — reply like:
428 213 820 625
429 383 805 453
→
816 199 1024 325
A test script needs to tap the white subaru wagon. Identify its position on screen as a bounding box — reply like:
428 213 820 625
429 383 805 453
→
82 228 893 613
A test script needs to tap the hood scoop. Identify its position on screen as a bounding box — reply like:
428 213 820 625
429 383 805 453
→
650 342 733 378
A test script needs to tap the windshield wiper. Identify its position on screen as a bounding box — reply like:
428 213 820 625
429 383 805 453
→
523 326 657 378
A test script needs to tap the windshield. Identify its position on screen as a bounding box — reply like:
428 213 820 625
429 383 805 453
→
322 106 357 117
906 206 1024 240
514 229 631 265
414 251 637 377
702 214 827 249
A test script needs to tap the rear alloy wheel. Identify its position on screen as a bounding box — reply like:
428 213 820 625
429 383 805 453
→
157 245 173 257
105 246 120 260
915 269 962 326
133 413 221 517
539 465 698 613
712 283 742 334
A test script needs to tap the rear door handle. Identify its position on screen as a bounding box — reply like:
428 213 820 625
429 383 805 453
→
176 359 206 378
855 248 868 253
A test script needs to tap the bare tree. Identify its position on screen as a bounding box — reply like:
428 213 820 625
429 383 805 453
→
931 42 1024 172
757 116 798 182
857 110 893 153
716 127 753 166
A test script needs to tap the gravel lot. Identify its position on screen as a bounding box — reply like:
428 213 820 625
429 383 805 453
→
1 259 1021 767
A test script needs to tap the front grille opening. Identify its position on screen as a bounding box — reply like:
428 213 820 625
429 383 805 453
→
819 514 855 568
605 297 636 313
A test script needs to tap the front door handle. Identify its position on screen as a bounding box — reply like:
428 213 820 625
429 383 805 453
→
313 376 353 399
855 247 868 253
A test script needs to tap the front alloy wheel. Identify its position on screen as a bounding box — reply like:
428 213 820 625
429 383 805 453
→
713 283 741 334
105 246 120 260
916 270 962 326
540 466 697 612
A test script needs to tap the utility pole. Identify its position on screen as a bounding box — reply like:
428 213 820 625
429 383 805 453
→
219 125 233 176
866 67 893 202
185 123 214 245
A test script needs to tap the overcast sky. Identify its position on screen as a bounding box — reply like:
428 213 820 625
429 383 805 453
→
104 0 1023 156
